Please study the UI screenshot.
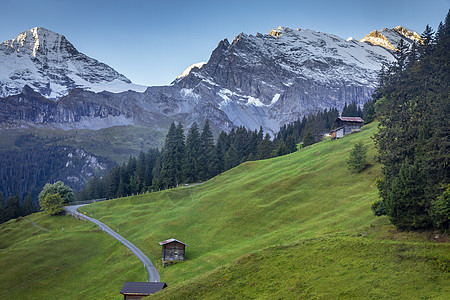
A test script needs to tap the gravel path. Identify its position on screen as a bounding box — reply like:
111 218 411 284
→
24 218 49 231
64 204 160 282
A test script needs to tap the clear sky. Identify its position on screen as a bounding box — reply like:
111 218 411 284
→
1 0 448 86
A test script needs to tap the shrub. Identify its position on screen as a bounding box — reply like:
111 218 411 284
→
40 193 64 216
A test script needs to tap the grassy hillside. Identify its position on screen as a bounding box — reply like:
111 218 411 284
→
0 214 147 299
1 121 448 299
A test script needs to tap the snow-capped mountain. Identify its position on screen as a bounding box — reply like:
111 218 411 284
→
360 26 422 50
0 27 146 99
173 26 400 133
0 25 420 134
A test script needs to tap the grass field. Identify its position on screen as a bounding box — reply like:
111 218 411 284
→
1 121 448 299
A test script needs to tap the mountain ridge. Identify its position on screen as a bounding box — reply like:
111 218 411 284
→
0 27 146 99
0 25 418 134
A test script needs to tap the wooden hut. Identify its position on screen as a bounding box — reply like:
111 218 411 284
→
120 282 167 299
159 238 188 265
331 117 364 139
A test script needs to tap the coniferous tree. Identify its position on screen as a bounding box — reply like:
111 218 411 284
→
302 130 315 147
258 133 273 160
373 12 450 230
420 24 435 57
184 122 201 183
285 135 297 154
0 202 5 224
225 143 239 170
160 122 185 188
347 142 367 173
23 192 35 216
135 152 147 193
199 120 215 180
5 195 22 220
275 140 288 156
0 192 5 223
215 131 229 174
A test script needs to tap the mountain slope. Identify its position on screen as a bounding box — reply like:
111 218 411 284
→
1 122 448 299
0 25 419 135
0 27 146 99
360 25 422 50
175 27 398 133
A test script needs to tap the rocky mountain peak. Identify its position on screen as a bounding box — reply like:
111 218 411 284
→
360 26 422 51
1 27 74 58
0 27 146 99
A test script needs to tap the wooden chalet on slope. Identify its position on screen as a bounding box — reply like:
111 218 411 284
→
159 238 188 266
331 117 364 139
120 282 167 300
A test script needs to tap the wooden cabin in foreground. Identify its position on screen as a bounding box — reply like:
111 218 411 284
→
331 117 364 139
159 238 188 266
120 282 167 300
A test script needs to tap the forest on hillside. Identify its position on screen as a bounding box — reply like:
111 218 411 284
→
371 11 450 231
76 103 367 201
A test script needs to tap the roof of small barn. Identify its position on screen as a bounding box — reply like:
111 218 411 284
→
330 126 344 133
120 282 167 295
159 238 189 246
337 117 364 123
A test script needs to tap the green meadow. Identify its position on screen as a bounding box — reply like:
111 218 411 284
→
1 121 448 299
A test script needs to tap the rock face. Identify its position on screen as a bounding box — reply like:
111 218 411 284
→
0 27 146 99
0 26 421 134
360 26 422 51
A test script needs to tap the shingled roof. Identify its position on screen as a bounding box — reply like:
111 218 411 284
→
337 117 364 123
120 282 167 295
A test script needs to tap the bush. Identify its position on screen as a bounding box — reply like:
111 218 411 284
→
371 200 386 216
40 193 64 216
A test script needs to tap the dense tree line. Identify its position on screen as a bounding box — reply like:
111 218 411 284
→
372 12 450 230
78 104 365 200
0 192 38 224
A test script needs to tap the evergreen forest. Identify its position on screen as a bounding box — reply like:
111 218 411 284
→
371 11 450 230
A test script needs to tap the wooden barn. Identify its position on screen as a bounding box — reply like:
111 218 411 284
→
331 117 364 139
159 238 188 265
120 282 167 300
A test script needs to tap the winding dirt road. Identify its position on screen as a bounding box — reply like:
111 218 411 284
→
64 204 160 282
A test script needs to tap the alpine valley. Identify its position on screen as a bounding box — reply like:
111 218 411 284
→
0 25 421 198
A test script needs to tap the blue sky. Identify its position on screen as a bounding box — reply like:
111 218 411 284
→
1 0 448 86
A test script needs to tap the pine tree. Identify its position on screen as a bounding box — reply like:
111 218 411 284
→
225 143 239 170
420 24 435 57
135 152 146 192
5 195 22 219
215 131 229 174
302 130 315 147
258 134 273 159
0 202 5 224
285 135 297 153
373 11 450 230
184 122 201 183
160 122 185 189
23 192 35 216
275 140 288 156
347 142 367 173
199 120 215 180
